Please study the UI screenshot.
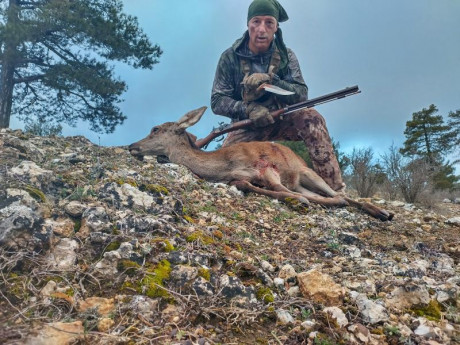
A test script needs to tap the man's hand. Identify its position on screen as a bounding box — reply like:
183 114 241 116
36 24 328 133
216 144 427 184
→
243 73 272 88
246 103 274 127
242 73 272 102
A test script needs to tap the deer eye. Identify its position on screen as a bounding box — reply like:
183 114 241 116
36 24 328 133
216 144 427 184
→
151 127 159 134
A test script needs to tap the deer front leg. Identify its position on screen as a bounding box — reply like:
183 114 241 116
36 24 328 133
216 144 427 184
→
230 180 310 205
294 185 348 207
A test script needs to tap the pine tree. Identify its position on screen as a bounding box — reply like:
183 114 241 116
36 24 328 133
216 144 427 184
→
0 0 162 133
400 104 452 163
447 109 460 163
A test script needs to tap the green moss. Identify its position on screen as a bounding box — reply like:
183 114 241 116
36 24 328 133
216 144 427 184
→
121 281 136 292
117 260 141 276
256 286 274 304
198 268 211 281
370 327 385 335
116 178 138 187
105 241 121 252
151 238 175 252
183 215 195 223
65 288 75 297
186 231 214 245
140 260 172 298
24 185 47 203
145 184 169 195
411 300 442 321
74 219 82 232
7 273 29 300
283 197 301 206
163 240 175 252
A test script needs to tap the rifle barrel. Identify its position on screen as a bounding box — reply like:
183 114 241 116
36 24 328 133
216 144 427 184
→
283 85 360 115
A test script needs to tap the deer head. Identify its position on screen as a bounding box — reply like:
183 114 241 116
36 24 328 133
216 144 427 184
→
129 106 207 158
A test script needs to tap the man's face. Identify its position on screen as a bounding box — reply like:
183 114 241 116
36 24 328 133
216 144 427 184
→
248 15 278 54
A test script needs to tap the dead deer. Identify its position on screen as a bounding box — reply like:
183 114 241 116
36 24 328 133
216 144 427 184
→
129 107 393 221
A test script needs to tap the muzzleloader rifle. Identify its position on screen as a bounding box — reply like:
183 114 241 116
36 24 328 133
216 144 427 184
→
195 85 361 149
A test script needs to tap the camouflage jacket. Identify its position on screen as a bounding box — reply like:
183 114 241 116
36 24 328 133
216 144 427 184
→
211 31 308 122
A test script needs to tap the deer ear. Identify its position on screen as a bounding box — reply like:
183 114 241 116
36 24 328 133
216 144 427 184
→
177 106 207 130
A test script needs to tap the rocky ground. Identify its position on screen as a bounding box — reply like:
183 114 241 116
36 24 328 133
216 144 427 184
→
0 128 459 345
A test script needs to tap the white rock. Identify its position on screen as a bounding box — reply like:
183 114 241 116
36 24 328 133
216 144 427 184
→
445 217 460 226
414 323 435 337
323 307 348 328
47 239 79 270
9 161 51 178
120 183 155 209
301 320 316 330
40 280 57 297
273 277 285 289
95 250 121 276
276 309 294 324
261 260 275 272
287 286 300 297
390 201 405 207
351 292 389 324
278 264 297 280
64 201 87 217
345 245 361 258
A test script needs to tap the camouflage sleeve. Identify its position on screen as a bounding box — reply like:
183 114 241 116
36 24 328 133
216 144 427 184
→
272 48 308 104
211 51 248 121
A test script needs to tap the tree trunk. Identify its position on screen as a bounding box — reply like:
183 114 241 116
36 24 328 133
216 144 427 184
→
0 56 15 128
0 0 20 129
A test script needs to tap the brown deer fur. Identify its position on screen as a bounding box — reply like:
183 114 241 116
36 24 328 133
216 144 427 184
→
129 106 393 221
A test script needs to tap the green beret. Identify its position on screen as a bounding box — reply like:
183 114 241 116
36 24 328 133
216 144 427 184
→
247 0 289 23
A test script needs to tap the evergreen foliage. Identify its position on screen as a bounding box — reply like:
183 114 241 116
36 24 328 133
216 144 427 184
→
400 104 453 163
24 116 62 136
277 141 312 167
0 0 162 133
447 109 460 163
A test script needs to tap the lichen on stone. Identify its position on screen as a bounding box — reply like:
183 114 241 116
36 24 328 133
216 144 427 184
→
256 286 275 304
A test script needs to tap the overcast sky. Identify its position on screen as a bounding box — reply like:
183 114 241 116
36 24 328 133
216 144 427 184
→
11 0 460 167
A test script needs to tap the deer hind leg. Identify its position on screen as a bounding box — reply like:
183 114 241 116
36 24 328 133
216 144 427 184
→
299 168 393 220
343 197 394 221
299 167 337 197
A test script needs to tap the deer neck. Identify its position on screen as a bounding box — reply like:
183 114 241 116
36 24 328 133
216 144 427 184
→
165 135 229 182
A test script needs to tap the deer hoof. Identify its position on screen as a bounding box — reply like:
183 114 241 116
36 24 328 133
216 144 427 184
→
362 203 393 221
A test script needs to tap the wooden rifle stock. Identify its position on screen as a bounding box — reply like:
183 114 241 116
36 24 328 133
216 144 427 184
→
195 85 360 149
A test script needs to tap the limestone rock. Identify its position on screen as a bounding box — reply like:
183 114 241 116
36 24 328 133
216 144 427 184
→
77 297 115 317
278 264 297 280
445 216 460 226
219 274 256 305
386 285 430 310
25 321 84 345
46 238 79 270
276 309 295 324
323 306 348 328
64 201 87 217
297 269 345 306
97 318 115 332
351 292 389 324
